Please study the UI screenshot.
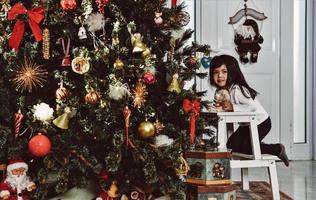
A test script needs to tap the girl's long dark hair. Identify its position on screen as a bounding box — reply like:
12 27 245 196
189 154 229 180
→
209 55 258 99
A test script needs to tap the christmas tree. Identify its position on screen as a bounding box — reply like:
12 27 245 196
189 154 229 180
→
0 0 214 199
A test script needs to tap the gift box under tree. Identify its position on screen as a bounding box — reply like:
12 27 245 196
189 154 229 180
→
185 149 232 185
186 183 238 200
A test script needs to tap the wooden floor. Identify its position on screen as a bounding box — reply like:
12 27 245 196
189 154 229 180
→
231 160 316 200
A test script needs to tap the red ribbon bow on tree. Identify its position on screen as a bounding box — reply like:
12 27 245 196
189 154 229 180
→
7 3 44 50
183 98 201 144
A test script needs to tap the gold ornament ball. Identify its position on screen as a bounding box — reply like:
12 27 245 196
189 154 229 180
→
138 120 155 138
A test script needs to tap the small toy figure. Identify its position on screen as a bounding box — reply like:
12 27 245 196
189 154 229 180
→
0 160 36 200
234 19 264 63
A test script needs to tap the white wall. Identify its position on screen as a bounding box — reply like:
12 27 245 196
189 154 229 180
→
311 0 316 160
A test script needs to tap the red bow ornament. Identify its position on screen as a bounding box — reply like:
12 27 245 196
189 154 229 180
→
7 3 44 50
183 98 201 144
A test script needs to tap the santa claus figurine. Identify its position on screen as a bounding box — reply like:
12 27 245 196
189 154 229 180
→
0 160 36 200
234 19 264 63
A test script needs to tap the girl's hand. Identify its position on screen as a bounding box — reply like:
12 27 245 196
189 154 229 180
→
222 101 233 111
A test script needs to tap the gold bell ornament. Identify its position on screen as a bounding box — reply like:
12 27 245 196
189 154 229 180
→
132 33 147 53
53 107 73 129
167 73 181 94
107 180 119 198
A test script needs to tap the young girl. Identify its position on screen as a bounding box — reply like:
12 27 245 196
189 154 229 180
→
209 54 289 167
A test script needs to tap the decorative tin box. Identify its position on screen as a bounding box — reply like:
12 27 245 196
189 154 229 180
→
186 183 238 200
185 149 231 185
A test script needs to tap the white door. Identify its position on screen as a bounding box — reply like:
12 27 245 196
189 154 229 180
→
195 0 281 147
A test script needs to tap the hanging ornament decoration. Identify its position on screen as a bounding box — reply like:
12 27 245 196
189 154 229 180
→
132 80 148 108
33 102 54 124
228 1 267 64
185 54 198 68
167 73 181 94
43 27 50 59
131 33 147 53
182 98 201 144
130 186 149 200
86 12 105 33
113 58 124 70
154 119 165 133
143 71 156 85
171 0 177 8
200 51 212 69
175 153 190 176
78 26 87 39
13 109 24 139
56 80 70 100
7 3 44 50
53 107 74 129
108 80 130 100
122 106 131 146
28 132 51 157
60 0 77 11
107 181 119 198
154 11 163 25
11 58 48 93
71 56 90 74
234 19 264 63
59 37 71 66
154 135 174 147
95 0 109 14
85 90 101 105
138 119 155 139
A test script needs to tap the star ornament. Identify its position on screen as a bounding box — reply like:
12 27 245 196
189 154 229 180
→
11 58 48 93
132 80 148 108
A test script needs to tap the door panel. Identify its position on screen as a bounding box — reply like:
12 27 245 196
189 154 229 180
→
196 0 280 144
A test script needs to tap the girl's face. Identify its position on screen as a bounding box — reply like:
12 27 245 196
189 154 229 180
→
213 64 228 87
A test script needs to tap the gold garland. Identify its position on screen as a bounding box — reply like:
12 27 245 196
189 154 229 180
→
43 28 50 59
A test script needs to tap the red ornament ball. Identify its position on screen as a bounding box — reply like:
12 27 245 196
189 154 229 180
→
143 72 156 85
28 133 51 157
60 0 77 11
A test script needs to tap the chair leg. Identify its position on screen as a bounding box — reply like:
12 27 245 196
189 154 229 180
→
241 168 249 190
268 161 280 200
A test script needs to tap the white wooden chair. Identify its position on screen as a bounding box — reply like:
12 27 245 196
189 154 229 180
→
217 112 281 200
